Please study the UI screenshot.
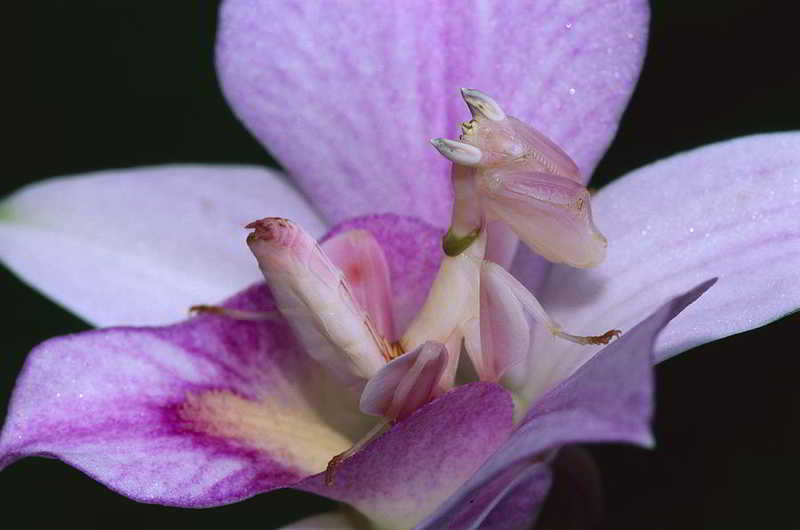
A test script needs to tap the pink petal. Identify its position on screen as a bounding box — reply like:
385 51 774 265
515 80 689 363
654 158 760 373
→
0 284 368 507
470 261 531 382
298 383 514 529
322 229 396 340
323 214 443 334
534 132 800 388
485 219 520 270
360 341 448 420
247 218 387 386
0 165 325 327
420 280 714 529
216 0 649 227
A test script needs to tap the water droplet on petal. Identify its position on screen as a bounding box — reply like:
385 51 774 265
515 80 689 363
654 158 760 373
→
565 23 573 29
568 88 576 96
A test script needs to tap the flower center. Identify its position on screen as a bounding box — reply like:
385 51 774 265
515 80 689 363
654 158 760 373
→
221 89 624 481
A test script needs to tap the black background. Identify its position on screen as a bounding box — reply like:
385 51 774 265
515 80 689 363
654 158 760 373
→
2 1 799 529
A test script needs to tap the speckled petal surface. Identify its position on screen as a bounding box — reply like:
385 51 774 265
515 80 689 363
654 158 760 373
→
0 284 363 507
421 281 713 528
0 165 325 327
526 132 800 399
216 0 649 228
298 383 515 530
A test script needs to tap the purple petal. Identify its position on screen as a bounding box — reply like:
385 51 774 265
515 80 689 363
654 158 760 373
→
419 280 714 529
216 0 649 228
0 165 325 327
324 214 443 334
419 462 552 530
538 132 800 371
298 383 514 529
0 284 367 507
477 463 553 530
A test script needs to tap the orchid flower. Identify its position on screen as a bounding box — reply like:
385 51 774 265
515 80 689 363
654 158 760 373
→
2 1 800 529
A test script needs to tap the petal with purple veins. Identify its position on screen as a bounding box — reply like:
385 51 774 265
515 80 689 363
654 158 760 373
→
216 0 649 227
0 284 369 507
0 214 444 508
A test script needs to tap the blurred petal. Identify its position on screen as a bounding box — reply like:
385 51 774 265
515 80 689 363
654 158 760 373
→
322 229 396 340
0 165 325 327
279 512 358 529
324 214 443 334
0 284 370 507
299 383 514 529
536 446 604 530
424 281 713 527
479 169 607 268
360 341 447 420
535 132 800 385
217 0 649 227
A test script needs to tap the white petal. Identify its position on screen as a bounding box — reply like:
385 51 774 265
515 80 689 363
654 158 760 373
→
523 133 800 401
0 165 325 326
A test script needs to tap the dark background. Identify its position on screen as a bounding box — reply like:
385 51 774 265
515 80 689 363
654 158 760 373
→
2 1 799 529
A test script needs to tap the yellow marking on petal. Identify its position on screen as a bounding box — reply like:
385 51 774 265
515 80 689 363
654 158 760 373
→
179 389 354 474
